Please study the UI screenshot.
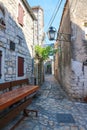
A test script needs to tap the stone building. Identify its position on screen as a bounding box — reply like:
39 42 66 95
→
32 6 44 46
0 0 36 83
32 6 44 85
54 0 87 100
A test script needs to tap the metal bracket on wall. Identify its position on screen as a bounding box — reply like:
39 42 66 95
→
57 33 71 42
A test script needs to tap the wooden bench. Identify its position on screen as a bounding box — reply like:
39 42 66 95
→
0 79 39 129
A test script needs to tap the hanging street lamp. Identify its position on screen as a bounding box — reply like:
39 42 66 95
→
47 26 71 42
47 26 57 41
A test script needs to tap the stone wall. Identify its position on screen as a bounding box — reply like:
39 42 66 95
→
70 0 87 61
69 0 87 99
0 0 35 83
54 42 58 80
54 0 87 100
55 1 72 97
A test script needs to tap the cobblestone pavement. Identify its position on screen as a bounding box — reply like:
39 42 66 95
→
3 75 87 130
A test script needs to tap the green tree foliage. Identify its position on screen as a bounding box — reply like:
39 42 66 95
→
35 45 57 61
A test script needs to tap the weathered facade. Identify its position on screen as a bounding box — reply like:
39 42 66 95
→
32 6 44 46
32 6 44 85
0 0 36 83
54 0 87 100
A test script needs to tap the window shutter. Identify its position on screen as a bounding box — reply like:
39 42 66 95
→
18 4 24 26
0 51 2 78
18 56 24 77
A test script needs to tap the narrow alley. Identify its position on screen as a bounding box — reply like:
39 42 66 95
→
0 0 87 130
4 75 87 130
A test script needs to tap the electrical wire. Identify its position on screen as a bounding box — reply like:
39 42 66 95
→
46 0 63 31
46 0 61 29
49 0 63 27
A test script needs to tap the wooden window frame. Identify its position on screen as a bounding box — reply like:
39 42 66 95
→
18 3 24 26
18 56 24 77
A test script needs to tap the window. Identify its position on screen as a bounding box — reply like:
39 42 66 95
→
10 41 15 51
18 56 24 77
0 51 2 79
18 3 24 26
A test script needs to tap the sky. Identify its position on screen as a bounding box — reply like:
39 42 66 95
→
28 0 66 44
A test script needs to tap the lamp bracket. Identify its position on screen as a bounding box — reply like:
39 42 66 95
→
57 33 71 42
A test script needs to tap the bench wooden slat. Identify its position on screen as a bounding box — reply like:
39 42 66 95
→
11 79 29 87
0 78 39 129
0 85 39 110
0 82 11 91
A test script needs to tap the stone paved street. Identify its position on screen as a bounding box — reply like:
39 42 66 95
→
3 75 87 130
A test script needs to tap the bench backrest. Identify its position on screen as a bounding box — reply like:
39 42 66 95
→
0 82 11 91
0 78 29 94
11 79 29 87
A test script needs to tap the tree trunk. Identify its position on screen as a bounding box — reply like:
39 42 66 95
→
38 61 44 86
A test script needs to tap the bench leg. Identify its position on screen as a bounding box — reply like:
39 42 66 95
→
23 109 38 117
0 99 32 129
